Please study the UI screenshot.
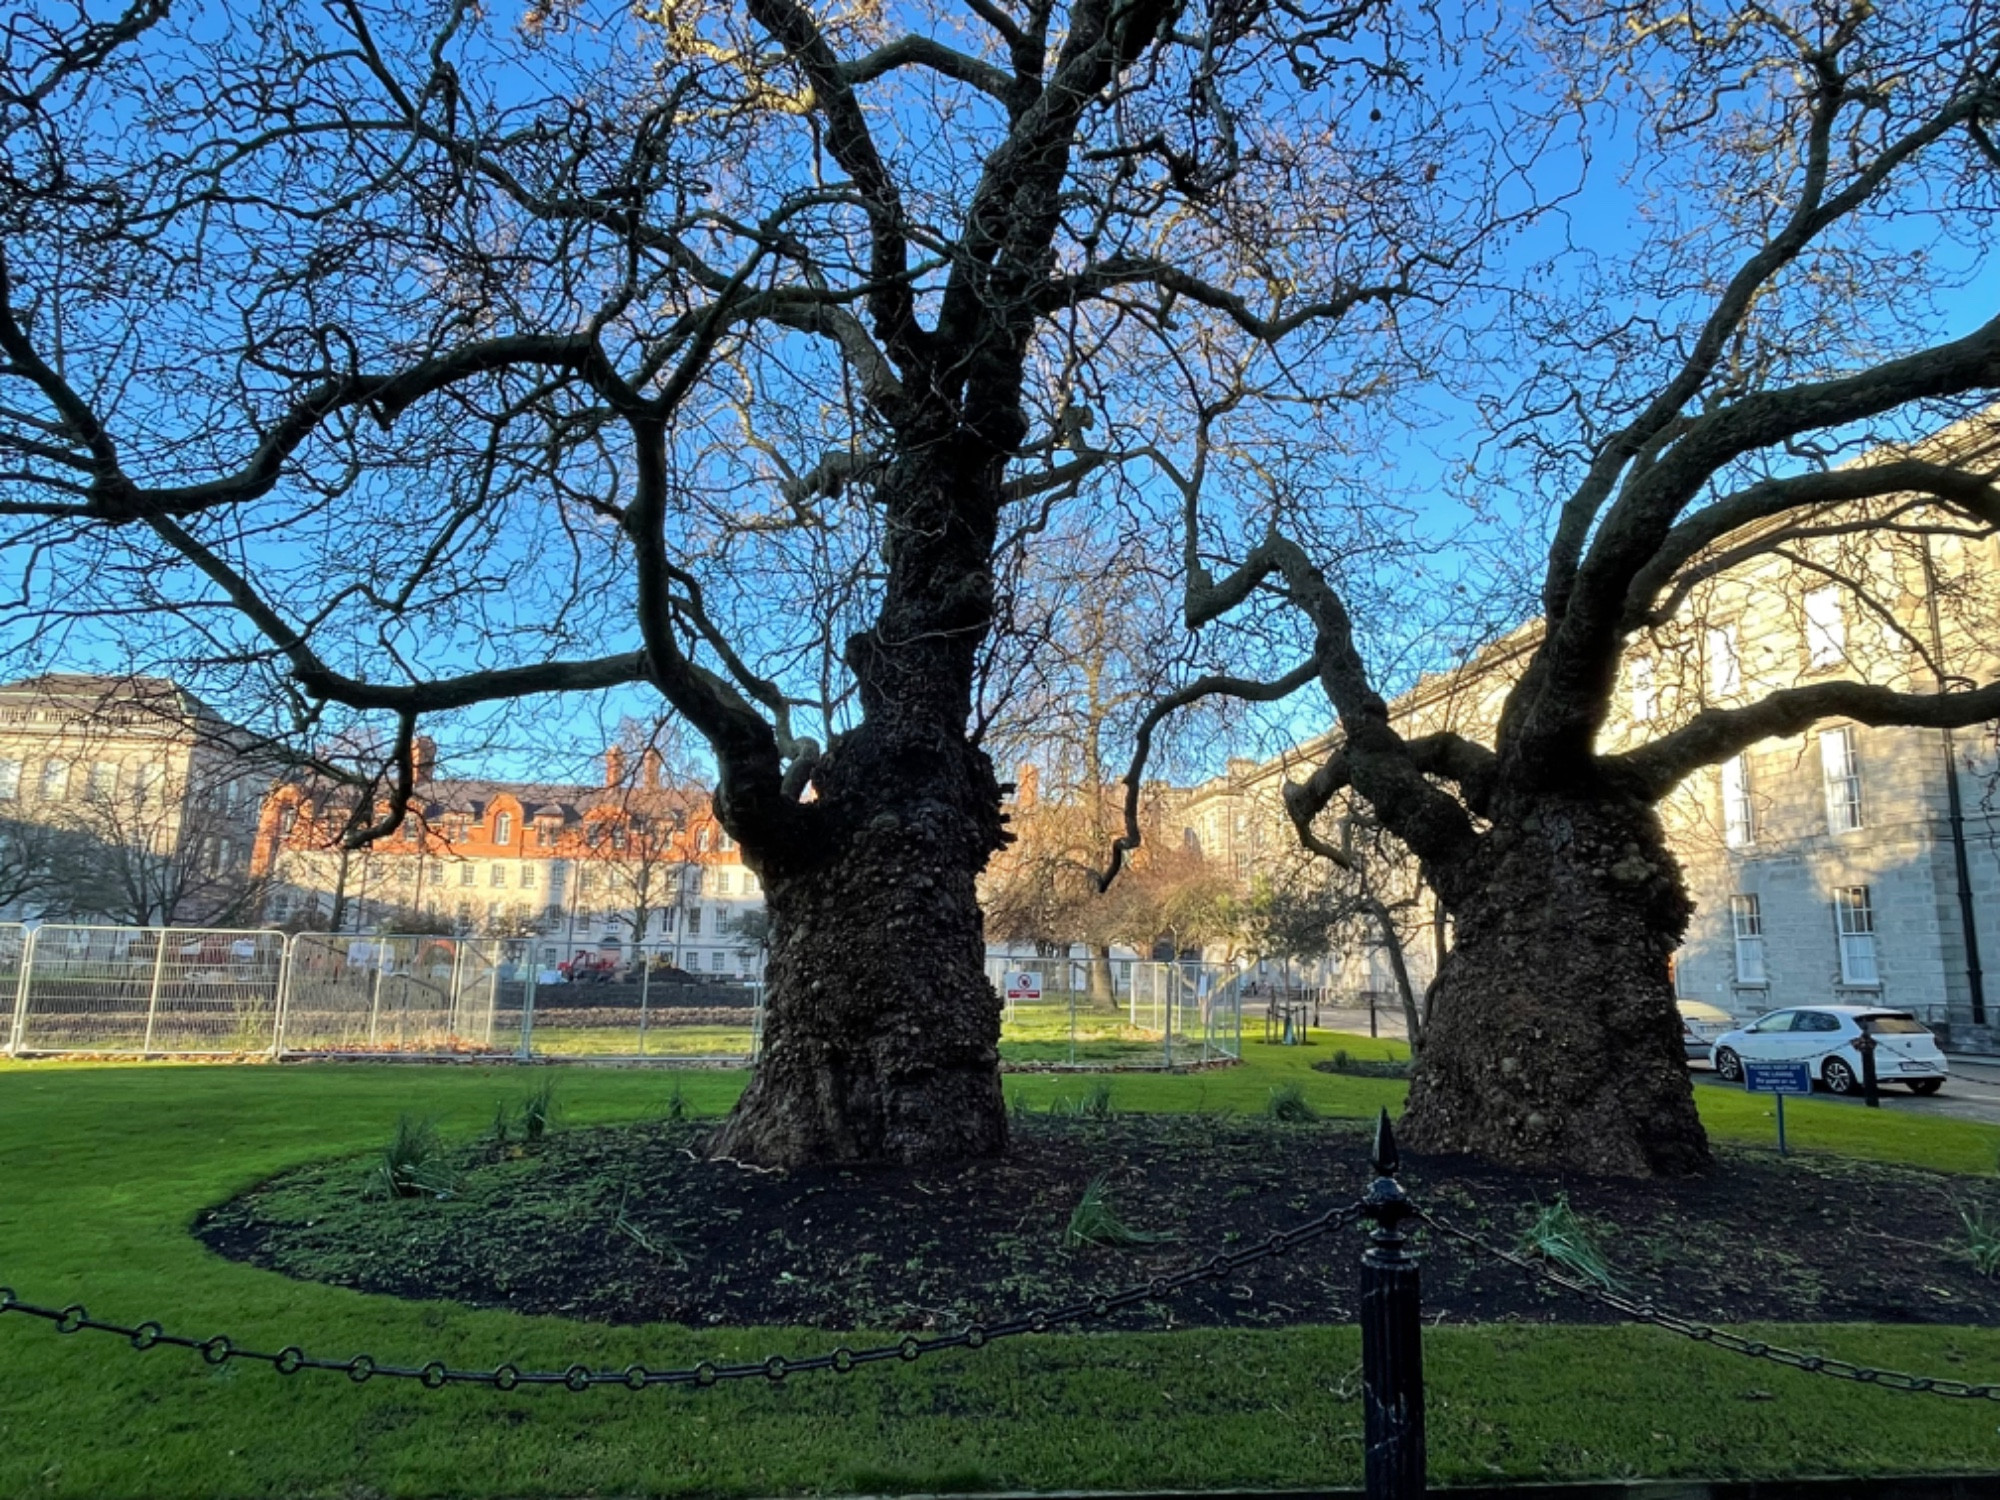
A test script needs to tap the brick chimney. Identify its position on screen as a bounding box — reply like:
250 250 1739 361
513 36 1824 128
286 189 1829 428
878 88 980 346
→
605 746 626 787
413 735 437 784
640 746 664 789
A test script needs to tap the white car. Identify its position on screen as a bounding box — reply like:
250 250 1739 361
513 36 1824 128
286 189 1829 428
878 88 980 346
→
1711 1006 1948 1097
1676 999 1735 1060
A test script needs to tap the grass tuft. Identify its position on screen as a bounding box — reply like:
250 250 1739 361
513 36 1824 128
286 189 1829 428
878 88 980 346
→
1519 1195 1619 1290
1063 1171 1176 1249
1265 1082 1319 1122
369 1114 456 1200
517 1076 560 1142
663 1076 689 1123
1961 1207 2000 1276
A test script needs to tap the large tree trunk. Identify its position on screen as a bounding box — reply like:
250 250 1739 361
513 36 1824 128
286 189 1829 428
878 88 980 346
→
1400 794 1710 1176
707 744 1009 1167
1086 943 1115 1004
706 438 1012 1169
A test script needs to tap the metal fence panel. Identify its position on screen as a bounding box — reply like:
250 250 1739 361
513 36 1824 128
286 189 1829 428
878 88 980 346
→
278 934 507 1055
523 942 763 1061
988 953 1242 1068
15 925 286 1055
2 923 28 1054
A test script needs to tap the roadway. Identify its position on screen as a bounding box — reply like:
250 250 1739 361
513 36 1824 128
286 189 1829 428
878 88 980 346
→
1690 1052 2000 1127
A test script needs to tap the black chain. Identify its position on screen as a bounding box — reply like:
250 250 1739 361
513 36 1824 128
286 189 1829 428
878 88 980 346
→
1415 1206 2000 1401
0 1201 1369 1391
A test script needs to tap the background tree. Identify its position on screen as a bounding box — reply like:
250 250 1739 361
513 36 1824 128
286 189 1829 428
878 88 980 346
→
0 0 1516 1162
57 767 269 928
0 815 87 919
1134 0 2000 1174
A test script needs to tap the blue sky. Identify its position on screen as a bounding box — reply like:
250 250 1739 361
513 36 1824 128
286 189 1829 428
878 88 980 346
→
5 0 1994 791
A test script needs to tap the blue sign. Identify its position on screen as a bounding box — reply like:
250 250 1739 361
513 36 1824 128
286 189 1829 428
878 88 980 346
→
1744 1060 1812 1095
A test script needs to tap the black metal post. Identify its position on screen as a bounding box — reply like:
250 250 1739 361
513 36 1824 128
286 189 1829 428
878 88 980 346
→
1857 1028 1880 1109
1360 1109 1426 1499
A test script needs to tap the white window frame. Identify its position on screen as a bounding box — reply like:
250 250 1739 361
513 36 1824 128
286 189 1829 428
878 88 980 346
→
1720 754 1753 849
1820 726 1863 833
1729 894 1766 984
38 758 70 801
1804 586 1845 669
1834 886 1879 986
494 811 513 845
0 758 20 801
86 760 118 798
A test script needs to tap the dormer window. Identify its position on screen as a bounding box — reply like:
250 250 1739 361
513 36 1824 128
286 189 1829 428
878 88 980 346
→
697 828 710 852
494 811 513 845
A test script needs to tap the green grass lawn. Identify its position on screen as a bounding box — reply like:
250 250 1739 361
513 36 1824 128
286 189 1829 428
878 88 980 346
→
2 1039 1998 1498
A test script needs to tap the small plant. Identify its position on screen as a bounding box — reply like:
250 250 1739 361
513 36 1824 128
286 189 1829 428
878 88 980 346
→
1265 1082 1319 1122
663 1077 689 1123
517 1077 560 1142
612 1186 688 1265
1064 1172 1175 1249
488 1101 514 1146
1010 1088 1037 1121
1518 1196 1619 1290
1961 1208 2000 1276
370 1115 455 1200
1078 1079 1115 1119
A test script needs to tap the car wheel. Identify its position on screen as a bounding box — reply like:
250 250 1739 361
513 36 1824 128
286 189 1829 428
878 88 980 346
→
1823 1057 1858 1095
1713 1047 1743 1083
1908 1079 1944 1096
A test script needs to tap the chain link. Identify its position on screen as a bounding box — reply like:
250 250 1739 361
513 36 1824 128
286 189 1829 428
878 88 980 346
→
10 1176 1993 1404
1414 1206 2000 1401
0 1201 1370 1391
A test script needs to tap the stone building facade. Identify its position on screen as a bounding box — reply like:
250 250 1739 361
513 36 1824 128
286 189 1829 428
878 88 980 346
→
253 743 770 977
0 674 269 925
1173 418 2000 1049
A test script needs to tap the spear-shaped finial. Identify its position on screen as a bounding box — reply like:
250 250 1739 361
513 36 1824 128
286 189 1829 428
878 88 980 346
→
1371 1107 1399 1178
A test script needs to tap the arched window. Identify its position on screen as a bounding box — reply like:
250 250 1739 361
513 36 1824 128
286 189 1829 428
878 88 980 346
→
494 811 513 845
697 827 710 852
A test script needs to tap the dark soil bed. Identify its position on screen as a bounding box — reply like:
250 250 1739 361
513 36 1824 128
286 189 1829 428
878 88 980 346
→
196 1115 2000 1332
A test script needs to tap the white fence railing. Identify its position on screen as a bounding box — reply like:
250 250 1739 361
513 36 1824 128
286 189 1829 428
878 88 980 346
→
985 954 1244 1068
0 925 768 1062
4 926 1246 1068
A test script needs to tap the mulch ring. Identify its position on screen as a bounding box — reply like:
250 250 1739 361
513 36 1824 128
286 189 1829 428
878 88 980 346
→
195 1113 2000 1332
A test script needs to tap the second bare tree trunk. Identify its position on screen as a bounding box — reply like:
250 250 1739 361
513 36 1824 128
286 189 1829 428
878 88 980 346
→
1401 795 1710 1177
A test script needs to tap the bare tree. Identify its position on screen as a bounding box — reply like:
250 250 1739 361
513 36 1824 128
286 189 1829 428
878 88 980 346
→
57 769 268 927
0 0 1515 1162
0 815 86 918
1126 0 2000 1173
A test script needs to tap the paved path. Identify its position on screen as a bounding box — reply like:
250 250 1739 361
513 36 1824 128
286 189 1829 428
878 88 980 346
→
1691 1052 2000 1127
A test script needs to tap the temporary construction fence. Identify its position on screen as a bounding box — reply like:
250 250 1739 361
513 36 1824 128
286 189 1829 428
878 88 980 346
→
520 943 765 1062
987 953 1243 1067
0 923 765 1062
279 934 522 1055
4 923 1238 1069
4 924 288 1055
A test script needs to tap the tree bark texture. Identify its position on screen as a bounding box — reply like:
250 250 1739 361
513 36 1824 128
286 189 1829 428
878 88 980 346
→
1401 795 1711 1176
707 443 1013 1168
